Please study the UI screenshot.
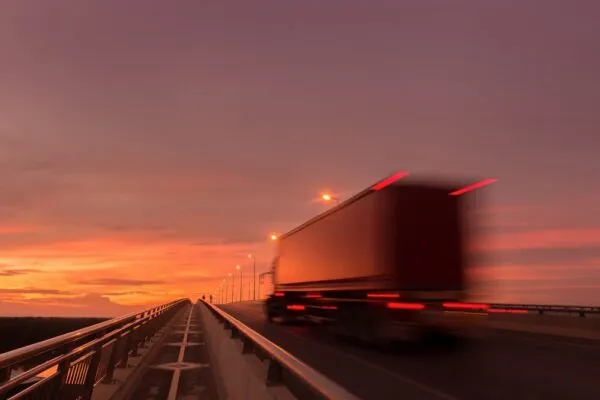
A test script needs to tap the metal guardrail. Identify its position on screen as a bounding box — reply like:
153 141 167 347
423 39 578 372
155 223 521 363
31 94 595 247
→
0 298 190 400
201 300 361 400
487 303 600 317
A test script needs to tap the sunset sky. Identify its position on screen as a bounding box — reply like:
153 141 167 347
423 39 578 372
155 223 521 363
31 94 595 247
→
1 1 599 316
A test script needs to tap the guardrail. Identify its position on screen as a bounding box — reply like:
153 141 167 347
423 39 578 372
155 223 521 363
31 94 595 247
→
487 303 600 317
201 300 361 400
0 298 190 400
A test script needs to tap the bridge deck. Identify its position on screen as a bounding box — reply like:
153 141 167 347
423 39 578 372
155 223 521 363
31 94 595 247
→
94 303 221 400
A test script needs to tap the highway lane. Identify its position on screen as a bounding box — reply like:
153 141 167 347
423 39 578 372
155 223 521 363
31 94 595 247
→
219 302 600 400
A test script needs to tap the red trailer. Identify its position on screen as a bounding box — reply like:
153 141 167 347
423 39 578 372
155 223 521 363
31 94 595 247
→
265 173 486 342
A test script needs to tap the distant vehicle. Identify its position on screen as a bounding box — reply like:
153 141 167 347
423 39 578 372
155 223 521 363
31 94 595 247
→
265 172 487 343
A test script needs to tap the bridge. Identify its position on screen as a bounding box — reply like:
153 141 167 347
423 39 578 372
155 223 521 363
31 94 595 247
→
1 299 599 400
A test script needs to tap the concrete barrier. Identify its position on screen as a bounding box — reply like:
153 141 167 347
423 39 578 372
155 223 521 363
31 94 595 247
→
198 303 296 400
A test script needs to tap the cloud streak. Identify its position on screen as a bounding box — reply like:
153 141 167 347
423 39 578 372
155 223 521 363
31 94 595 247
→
77 278 165 286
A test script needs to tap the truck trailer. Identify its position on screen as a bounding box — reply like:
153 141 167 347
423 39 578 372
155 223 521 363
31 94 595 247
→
265 172 484 343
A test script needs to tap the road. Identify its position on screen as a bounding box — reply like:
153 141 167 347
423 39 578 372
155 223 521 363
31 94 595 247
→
219 302 600 400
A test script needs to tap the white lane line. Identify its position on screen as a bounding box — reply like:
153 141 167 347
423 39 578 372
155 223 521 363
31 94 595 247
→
166 306 193 400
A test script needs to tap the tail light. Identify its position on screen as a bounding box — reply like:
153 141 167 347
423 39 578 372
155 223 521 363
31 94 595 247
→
387 302 425 310
274 292 285 297
286 305 305 311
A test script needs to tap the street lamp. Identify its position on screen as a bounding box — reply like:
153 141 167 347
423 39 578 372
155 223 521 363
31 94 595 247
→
321 192 340 204
248 254 256 300
236 265 242 302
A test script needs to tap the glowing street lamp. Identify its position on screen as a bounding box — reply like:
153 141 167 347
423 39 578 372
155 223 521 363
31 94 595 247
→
270 232 281 241
321 192 339 204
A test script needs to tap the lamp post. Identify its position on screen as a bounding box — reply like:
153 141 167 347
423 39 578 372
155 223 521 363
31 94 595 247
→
228 273 233 303
248 254 256 300
236 265 242 302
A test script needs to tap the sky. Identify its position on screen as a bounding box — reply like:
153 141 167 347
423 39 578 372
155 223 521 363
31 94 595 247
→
1 0 599 316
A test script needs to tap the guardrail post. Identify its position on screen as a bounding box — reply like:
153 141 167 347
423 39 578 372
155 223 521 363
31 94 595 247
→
0 367 10 384
266 359 283 386
102 335 122 383
82 343 103 400
129 327 140 358
53 357 72 397
241 337 254 354
120 330 134 368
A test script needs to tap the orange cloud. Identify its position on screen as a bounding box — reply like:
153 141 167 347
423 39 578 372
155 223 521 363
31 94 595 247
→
0 225 34 234
0 231 275 314
0 294 146 317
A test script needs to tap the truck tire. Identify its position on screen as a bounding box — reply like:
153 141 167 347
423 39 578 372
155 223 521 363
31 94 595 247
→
265 298 278 323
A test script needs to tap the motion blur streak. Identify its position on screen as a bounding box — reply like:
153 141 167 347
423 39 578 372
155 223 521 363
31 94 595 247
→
449 178 498 196
370 171 410 190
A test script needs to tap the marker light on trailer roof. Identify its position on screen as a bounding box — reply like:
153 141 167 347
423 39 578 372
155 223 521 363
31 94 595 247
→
449 178 498 196
371 171 409 191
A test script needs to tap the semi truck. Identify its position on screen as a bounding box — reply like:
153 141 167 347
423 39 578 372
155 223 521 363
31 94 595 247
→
265 172 486 343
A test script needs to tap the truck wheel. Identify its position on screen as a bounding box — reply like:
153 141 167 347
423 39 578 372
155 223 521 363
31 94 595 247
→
265 299 278 323
267 308 276 323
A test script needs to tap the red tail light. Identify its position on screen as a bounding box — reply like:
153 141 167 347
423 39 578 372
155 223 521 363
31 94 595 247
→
371 171 409 190
449 178 497 196
274 292 285 297
286 305 305 311
443 302 490 310
305 293 322 298
387 302 425 310
367 293 400 299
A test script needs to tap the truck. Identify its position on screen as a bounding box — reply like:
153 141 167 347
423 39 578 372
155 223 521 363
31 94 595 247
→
265 172 485 343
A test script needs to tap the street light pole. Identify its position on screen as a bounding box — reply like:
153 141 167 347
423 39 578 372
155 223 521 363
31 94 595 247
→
229 273 233 303
248 254 256 300
236 265 242 302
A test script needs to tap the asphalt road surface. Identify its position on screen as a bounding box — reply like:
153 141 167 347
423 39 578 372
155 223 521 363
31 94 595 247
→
219 302 600 400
